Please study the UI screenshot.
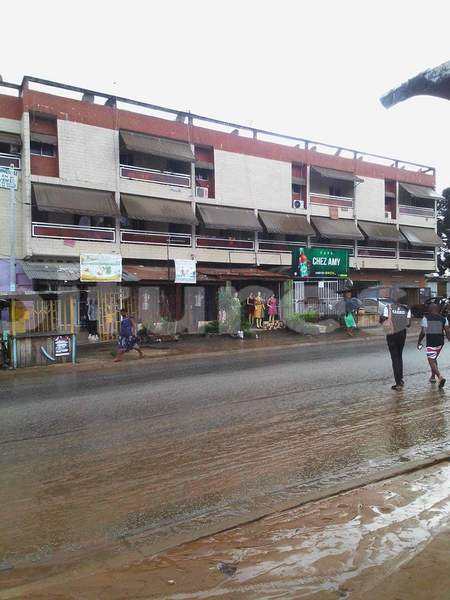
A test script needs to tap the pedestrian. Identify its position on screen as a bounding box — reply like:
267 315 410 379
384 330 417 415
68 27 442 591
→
342 290 360 336
417 302 450 388
380 291 411 391
114 308 144 362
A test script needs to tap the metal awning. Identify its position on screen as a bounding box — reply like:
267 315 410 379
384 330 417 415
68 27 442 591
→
400 226 442 247
122 265 288 282
121 194 197 225
33 184 119 217
312 166 363 183
292 176 306 186
30 132 58 145
358 221 404 243
197 204 262 232
0 131 21 146
22 262 80 281
311 217 364 240
195 160 214 171
400 183 443 201
385 191 396 199
120 130 195 162
259 211 315 236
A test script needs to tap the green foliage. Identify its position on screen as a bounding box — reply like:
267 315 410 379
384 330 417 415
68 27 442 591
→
204 320 219 334
290 310 319 323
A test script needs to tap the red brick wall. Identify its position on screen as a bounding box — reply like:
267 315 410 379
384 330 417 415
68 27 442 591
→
30 155 59 177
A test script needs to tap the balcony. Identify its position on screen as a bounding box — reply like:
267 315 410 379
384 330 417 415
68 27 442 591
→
120 229 191 247
399 204 435 218
120 164 191 188
399 248 435 261
258 239 304 253
357 247 397 259
316 242 355 257
309 193 353 209
196 236 255 251
0 152 20 169
32 222 115 242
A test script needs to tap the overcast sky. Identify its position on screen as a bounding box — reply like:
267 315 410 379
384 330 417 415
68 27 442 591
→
2 0 449 190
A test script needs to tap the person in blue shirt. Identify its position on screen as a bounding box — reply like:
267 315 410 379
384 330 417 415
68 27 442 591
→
114 308 144 362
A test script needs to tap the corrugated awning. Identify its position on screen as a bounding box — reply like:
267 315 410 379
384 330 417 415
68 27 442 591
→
311 217 364 240
33 184 119 217
400 226 442 247
122 265 288 282
0 131 21 146
259 211 315 236
22 262 80 281
400 183 443 201
120 130 195 162
358 221 404 243
197 204 262 232
121 194 197 225
30 132 57 145
312 166 363 183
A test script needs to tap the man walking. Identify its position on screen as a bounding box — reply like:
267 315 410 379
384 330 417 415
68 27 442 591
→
417 302 450 388
381 292 411 391
114 308 144 362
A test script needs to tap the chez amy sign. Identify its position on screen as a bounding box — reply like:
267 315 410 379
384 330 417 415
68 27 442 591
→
292 247 349 278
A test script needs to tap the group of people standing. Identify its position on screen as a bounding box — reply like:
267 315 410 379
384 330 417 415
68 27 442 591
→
246 292 278 328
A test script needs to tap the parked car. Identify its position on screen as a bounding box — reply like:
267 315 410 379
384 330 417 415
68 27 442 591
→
411 297 449 318
360 297 394 315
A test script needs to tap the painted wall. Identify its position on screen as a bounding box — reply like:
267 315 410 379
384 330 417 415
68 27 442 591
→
354 177 385 221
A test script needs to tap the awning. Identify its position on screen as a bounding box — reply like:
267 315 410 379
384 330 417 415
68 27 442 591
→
400 183 443 201
33 184 119 217
311 217 364 240
197 204 262 232
292 176 306 186
195 160 214 171
312 166 363 183
400 226 442 247
0 131 21 146
121 194 197 225
259 211 315 236
122 265 288 282
385 190 396 199
358 221 404 243
22 262 80 281
120 130 195 162
30 132 57 145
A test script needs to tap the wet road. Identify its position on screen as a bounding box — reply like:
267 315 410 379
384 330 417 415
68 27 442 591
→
1 336 450 591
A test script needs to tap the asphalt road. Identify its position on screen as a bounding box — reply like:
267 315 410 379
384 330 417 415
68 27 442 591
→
1 335 450 592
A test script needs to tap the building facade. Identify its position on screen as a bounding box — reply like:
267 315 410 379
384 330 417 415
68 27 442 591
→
0 77 442 339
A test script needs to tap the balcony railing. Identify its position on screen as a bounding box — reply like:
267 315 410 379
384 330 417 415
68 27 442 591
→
0 152 20 169
258 239 305 253
316 242 355 257
309 193 353 209
120 164 191 188
399 204 435 218
121 229 191 246
399 249 435 261
196 236 254 251
357 247 397 259
32 222 115 242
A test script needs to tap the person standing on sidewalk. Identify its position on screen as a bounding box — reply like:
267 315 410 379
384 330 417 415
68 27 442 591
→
114 308 144 362
380 292 411 391
417 302 450 388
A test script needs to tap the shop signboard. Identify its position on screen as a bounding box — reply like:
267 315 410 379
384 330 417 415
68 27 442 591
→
54 335 71 357
292 247 349 278
80 254 122 282
174 260 197 284
0 166 18 190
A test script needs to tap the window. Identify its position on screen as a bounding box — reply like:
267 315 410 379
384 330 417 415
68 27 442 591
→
329 184 343 197
30 141 56 157
0 142 11 154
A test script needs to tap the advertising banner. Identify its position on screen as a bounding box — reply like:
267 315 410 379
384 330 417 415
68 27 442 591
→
80 254 122 282
292 247 349 278
54 335 71 357
0 166 18 190
174 260 197 284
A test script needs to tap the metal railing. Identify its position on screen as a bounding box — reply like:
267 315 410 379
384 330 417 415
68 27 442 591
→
315 242 355 257
399 204 435 218
399 249 435 261
120 164 191 188
32 222 116 242
258 239 305 253
120 229 191 246
309 193 354 208
357 246 397 259
0 152 20 169
196 236 254 251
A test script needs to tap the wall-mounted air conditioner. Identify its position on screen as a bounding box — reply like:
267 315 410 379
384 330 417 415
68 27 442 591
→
196 186 208 199
385 211 392 219
292 199 304 209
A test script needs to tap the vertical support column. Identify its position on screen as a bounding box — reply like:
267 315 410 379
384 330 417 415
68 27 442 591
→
189 115 197 256
70 295 76 364
21 111 32 258
395 177 400 268
11 298 17 369
9 165 16 293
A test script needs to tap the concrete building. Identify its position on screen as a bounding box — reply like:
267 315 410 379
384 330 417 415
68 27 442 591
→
0 76 443 339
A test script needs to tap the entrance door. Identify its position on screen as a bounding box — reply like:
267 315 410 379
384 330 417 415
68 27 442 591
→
318 280 340 315
294 281 305 313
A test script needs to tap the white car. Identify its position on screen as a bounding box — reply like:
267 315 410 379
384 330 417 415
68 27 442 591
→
361 297 394 315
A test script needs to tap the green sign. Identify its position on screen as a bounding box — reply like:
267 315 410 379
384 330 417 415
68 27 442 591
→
292 247 349 278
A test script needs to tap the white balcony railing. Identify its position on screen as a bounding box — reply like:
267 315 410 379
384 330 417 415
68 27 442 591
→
32 222 115 242
120 229 191 247
399 249 435 261
120 164 191 188
0 152 20 169
399 204 435 218
357 247 397 259
309 193 353 209
196 236 254 251
258 239 305 253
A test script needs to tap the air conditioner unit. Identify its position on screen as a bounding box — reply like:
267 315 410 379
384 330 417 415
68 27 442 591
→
385 211 392 219
292 199 304 209
196 186 208 199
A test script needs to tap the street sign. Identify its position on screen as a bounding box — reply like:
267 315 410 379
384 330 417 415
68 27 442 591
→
0 167 18 190
292 246 349 278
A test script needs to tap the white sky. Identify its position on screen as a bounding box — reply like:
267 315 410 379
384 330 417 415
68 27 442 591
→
2 0 449 190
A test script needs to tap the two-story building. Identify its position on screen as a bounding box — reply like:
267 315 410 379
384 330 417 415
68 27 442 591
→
0 76 442 339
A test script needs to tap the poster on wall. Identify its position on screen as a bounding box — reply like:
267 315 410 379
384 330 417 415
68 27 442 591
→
174 260 197 284
80 254 122 282
54 335 71 357
292 247 349 278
